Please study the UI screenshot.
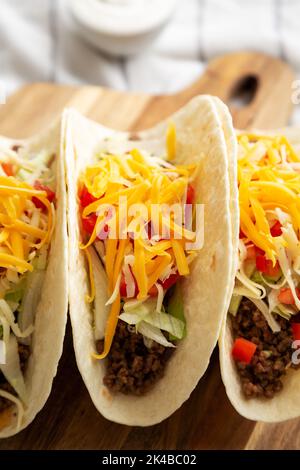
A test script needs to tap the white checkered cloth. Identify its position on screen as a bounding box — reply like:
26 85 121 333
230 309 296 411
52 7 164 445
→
1 0 300 122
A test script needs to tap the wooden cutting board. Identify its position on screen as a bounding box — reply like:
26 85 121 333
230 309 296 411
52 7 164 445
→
0 51 299 450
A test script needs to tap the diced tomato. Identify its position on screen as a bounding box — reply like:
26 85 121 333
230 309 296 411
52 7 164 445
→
80 186 97 208
255 246 265 256
232 337 257 364
32 197 45 210
82 214 97 234
161 272 180 290
292 323 300 341
148 285 159 297
32 181 56 210
270 220 282 237
256 255 280 277
186 184 195 205
34 181 55 202
120 273 127 298
278 287 300 305
239 229 246 239
148 272 180 297
2 163 14 176
255 255 268 273
246 243 264 260
246 244 256 260
120 266 180 299
265 261 281 278
147 222 153 240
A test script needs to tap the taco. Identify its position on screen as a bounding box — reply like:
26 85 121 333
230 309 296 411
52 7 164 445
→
220 128 300 422
0 119 68 437
66 95 236 426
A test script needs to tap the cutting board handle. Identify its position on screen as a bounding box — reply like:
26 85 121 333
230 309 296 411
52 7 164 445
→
174 51 295 129
135 51 295 131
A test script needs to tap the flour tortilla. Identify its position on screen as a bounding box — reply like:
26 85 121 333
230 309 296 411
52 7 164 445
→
65 95 236 426
219 126 300 422
0 117 68 437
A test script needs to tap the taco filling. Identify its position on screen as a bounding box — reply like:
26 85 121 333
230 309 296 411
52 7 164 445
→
229 133 300 399
79 127 200 395
0 144 55 427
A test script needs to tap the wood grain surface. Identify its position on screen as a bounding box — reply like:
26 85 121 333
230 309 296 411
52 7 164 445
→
0 51 298 450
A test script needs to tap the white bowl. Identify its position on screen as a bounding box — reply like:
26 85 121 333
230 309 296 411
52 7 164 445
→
69 0 177 57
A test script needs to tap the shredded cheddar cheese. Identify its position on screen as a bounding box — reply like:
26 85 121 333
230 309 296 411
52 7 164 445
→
0 149 55 433
166 122 176 161
0 176 52 277
238 133 300 263
80 141 200 359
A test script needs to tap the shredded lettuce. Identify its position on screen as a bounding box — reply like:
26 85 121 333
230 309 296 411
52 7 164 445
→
123 298 149 312
16 149 54 185
244 260 256 278
268 288 281 317
31 245 48 271
0 299 34 340
90 247 110 341
232 229 300 331
119 310 178 347
144 312 184 339
0 334 27 403
0 316 10 352
246 297 280 332
235 240 266 299
4 279 26 304
257 272 285 288
166 283 186 340
228 295 242 316
136 322 175 348
18 271 44 344
274 238 300 310
274 303 296 320
123 298 156 317
119 312 146 325
119 296 185 346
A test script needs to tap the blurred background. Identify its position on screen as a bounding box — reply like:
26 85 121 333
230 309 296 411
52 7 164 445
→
1 0 300 120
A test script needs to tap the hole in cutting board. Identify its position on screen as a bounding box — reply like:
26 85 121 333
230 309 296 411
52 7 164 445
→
229 75 258 108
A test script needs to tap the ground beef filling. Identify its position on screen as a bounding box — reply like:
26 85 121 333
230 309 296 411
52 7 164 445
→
0 344 30 413
232 298 298 399
96 321 173 395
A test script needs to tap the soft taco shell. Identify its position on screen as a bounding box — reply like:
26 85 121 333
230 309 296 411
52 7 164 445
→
219 126 300 422
0 117 68 437
65 95 235 426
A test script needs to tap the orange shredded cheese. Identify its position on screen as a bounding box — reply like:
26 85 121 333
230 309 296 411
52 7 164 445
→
80 139 200 359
